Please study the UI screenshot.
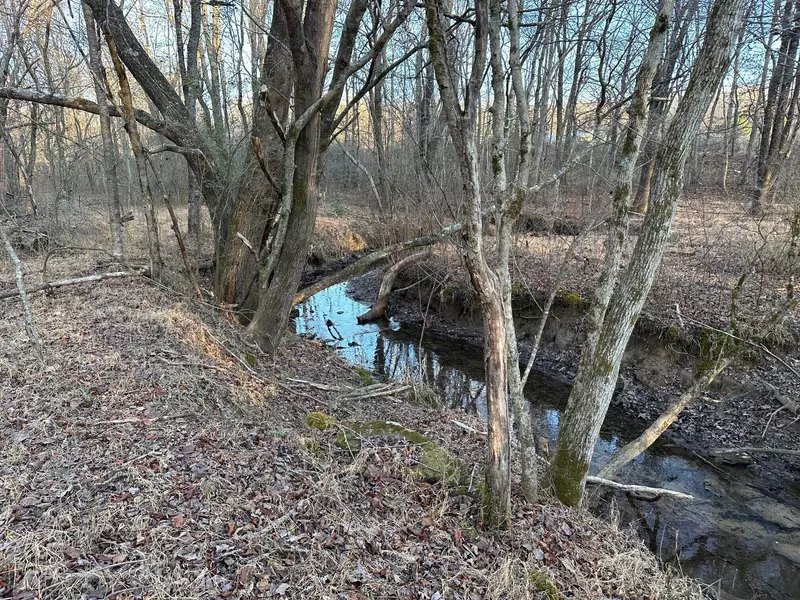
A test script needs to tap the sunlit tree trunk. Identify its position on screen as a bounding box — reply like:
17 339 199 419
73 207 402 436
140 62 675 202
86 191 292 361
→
426 0 510 527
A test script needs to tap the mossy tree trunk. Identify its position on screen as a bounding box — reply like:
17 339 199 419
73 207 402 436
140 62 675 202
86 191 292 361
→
552 0 747 507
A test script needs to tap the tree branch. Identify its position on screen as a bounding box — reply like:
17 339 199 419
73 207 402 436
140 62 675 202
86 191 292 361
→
0 87 180 143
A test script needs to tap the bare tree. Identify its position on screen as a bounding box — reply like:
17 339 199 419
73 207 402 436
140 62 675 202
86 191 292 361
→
425 0 511 527
551 0 747 506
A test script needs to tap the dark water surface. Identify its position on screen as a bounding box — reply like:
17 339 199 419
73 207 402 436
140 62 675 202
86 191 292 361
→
295 283 800 600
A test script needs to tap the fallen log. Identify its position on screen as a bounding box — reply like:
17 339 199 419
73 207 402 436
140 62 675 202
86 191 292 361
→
596 359 729 479
0 270 145 300
585 476 694 500
357 251 431 323
292 223 463 306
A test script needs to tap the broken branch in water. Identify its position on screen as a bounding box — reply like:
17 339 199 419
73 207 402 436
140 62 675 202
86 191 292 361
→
585 476 694 500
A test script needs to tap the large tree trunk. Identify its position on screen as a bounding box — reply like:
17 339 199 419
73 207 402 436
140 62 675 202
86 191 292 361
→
244 0 338 351
214 1 293 317
551 0 746 507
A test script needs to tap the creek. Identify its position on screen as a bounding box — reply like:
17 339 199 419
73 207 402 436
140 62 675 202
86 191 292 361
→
294 282 800 600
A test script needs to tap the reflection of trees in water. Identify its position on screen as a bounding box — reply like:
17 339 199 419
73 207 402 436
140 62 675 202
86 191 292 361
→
374 330 486 416
373 336 386 376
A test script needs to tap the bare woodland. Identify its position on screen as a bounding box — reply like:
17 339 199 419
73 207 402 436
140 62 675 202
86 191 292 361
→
2 0 800 596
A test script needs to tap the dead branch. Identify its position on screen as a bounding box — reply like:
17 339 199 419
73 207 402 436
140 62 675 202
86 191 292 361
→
91 414 192 426
452 420 487 436
597 359 729 479
293 224 465 306
0 86 178 142
710 447 800 458
1 226 44 360
585 476 694 500
0 270 144 300
760 377 800 414
146 144 205 157
344 384 412 400
42 246 117 282
286 378 349 392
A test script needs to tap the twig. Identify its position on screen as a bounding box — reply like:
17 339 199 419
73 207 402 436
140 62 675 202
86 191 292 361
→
91 414 192 426
236 232 258 257
344 384 412 400
286 378 350 392
710 447 800 458
452 420 487 436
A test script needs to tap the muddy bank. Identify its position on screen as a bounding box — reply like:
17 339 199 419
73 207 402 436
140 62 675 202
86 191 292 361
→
347 270 800 497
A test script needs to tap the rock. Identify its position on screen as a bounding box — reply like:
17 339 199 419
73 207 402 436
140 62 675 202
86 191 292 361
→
774 542 800 565
306 412 461 484
745 498 800 530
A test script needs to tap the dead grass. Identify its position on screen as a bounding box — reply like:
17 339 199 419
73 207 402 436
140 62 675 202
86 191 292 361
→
0 247 704 599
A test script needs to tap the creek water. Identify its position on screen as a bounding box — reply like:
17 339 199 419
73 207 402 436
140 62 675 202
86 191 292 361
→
295 282 800 600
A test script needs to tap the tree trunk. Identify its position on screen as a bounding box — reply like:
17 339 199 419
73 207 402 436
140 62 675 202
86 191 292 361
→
426 0 510 528
633 0 699 212
101 24 163 280
82 4 125 260
752 0 800 215
551 0 746 507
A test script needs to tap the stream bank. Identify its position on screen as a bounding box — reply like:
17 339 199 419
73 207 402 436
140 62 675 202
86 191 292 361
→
295 277 800 599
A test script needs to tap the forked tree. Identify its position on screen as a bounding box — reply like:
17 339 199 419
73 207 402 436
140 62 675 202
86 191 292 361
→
551 0 748 506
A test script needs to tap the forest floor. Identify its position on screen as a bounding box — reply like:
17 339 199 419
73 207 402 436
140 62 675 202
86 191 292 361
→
0 252 706 599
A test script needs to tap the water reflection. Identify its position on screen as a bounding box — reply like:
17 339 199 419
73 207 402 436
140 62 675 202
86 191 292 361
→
294 283 800 600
